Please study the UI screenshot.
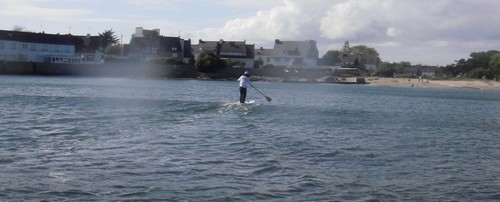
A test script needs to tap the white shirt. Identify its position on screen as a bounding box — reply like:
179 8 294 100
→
238 75 250 88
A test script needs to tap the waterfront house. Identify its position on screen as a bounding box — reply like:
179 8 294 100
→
257 39 319 68
192 39 255 68
192 39 219 58
71 34 106 64
395 65 441 78
0 30 80 63
255 47 273 67
127 27 190 62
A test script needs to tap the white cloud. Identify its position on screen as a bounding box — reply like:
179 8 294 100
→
0 0 91 20
218 0 311 41
386 27 401 37
213 0 500 64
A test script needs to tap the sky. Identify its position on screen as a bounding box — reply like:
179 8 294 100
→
1 0 499 66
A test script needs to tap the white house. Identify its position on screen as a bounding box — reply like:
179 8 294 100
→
192 39 255 68
255 39 319 68
0 30 81 64
126 27 192 63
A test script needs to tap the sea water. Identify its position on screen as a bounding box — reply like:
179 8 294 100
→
0 75 499 201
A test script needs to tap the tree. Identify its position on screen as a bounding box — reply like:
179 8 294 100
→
374 62 396 77
339 41 381 70
395 61 411 74
12 25 26 32
341 41 350 56
319 50 341 66
467 50 498 69
105 45 122 56
445 50 500 78
444 58 468 76
488 53 500 76
195 51 225 72
99 29 119 48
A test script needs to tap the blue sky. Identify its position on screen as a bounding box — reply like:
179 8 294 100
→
1 0 499 66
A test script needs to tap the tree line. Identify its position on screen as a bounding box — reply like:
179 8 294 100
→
372 50 500 79
443 50 500 79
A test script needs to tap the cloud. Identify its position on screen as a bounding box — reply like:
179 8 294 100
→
217 0 333 42
0 0 92 20
213 0 500 64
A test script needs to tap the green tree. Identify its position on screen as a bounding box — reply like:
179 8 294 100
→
467 50 498 69
12 25 26 32
195 51 225 72
395 61 411 74
99 29 119 48
374 62 396 77
489 53 500 76
320 50 341 66
444 58 467 76
104 44 122 55
341 44 381 70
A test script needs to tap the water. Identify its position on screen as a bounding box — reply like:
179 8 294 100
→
1 75 499 201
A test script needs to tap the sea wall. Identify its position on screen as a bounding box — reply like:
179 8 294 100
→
0 61 198 78
0 61 367 84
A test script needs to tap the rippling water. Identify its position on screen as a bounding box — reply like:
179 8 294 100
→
1 75 499 201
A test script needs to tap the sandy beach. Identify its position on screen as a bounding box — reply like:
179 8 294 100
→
366 77 500 90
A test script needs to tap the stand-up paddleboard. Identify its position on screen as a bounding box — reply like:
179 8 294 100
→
219 100 258 114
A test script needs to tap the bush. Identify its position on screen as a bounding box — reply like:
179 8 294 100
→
467 67 496 79
195 51 225 72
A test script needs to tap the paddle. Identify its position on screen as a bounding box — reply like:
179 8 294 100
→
250 84 272 102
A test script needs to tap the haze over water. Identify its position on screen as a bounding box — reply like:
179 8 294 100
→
1 76 499 201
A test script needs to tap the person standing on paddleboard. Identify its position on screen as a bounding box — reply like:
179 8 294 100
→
238 71 251 103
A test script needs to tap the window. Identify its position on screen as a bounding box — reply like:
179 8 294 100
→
30 44 36 51
172 47 177 51
0 42 4 49
11 43 16 50
42 44 48 51
22 43 28 50
53 45 59 52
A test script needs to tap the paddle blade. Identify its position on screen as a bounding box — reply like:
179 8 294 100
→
266 96 272 102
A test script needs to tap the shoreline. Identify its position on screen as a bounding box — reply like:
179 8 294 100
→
366 77 500 90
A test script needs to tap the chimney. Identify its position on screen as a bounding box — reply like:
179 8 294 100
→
275 39 281 44
308 40 317 46
153 29 160 35
135 27 144 37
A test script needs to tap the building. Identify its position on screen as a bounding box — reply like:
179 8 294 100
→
256 39 319 68
0 29 109 64
72 34 106 64
127 27 191 62
192 39 255 68
255 47 273 67
0 30 80 64
396 65 441 78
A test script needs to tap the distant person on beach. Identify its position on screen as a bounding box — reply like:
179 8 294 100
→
238 71 251 103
